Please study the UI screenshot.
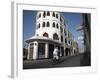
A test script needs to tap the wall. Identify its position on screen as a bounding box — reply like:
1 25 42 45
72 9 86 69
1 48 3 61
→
0 0 99 80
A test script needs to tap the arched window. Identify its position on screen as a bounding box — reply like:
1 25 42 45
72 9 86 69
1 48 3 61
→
53 22 55 27
47 22 50 27
53 33 59 40
42 22 45 27
38 13 41 18
47 11 50 16
43 32 49 37
43 11 46 18
56 14 58 18
56 24 59 29
52 12 55 17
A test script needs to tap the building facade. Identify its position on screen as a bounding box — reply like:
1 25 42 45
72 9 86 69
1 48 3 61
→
25 11 79 60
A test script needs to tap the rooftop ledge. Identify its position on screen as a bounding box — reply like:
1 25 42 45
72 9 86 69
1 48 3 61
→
25 36 61 44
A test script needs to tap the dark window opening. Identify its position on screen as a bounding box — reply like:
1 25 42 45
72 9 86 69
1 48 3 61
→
60 17 62 22
43 32 48 37
53 22 55 27
43 11 46 18
53 33 59 40
52 12 55 17
47 22 50 27
47 11 50 16
68 40 70 44
56 14 58 18
43 22 45 27
65 38 67 43
60 26 63 33
39 13 41 18
61 36 63 42
56 24 59 29
38 23 40 28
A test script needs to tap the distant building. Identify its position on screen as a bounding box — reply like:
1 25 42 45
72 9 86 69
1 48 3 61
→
25 11 79 60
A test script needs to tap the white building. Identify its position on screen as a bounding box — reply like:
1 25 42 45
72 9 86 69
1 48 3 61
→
25 11 78 60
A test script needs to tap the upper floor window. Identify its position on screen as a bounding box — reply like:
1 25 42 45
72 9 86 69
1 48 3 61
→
53 33 59 40
56 24 59 29
47 11 50 16
61 36 63 42
71 41 72 45
43 11 46 18
68 40 70 44
56 14 58 18
52 12 55 17
53 22 55 27
60 26 63 33
43 32 49 37
38 13 41 18
42 22 45 27
38 23 40 28
60 17 62 22
64 30 67 35
47 22 50 27
65 38 67 43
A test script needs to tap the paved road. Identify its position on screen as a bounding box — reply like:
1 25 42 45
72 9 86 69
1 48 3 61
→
23 53 89 69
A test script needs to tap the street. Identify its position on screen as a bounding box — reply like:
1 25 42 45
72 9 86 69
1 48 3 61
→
23 53 90 69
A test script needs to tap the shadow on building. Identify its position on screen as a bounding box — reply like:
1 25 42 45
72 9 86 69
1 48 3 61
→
80 14 91 66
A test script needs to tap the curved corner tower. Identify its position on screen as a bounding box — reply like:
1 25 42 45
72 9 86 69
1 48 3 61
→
35 11 61 42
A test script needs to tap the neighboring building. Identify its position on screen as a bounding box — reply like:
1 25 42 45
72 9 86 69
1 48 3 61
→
76 13 91 65
25 11 79 60
77 14 91 54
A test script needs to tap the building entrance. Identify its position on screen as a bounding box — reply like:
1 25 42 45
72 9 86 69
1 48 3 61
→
49 44 54 58
38 43 45 59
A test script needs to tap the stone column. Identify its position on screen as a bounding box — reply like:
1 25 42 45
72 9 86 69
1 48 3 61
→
45 43 49 58
33 41 38 59
27 44 30 60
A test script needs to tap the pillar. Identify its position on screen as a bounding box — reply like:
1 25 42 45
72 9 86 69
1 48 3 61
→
45 43 49 58
33 41 38 59
27 44 30 60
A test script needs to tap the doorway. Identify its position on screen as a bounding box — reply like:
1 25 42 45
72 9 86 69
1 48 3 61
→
38 43 45 59
49 44 54 58
65 48 68 56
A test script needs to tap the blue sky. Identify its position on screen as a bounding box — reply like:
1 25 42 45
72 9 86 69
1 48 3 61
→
23 10 83 48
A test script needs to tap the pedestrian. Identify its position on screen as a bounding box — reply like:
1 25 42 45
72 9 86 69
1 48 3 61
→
52 47 59 64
